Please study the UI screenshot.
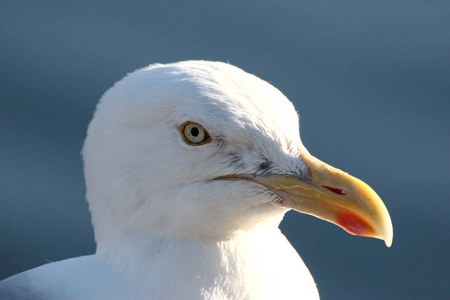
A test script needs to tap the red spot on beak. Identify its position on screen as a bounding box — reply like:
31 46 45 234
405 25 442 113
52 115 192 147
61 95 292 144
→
323 185 346 195
336 211 373 236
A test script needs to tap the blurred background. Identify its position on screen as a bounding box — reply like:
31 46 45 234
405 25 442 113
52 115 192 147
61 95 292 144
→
1 0 449 299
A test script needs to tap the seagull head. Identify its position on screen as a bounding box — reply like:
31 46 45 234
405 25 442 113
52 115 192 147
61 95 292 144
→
82 61 392 251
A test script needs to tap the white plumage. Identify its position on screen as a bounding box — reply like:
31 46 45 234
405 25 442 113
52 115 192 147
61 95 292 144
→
0 61 392 299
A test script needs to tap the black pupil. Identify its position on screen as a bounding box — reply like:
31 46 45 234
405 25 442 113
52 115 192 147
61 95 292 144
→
190 127 200 137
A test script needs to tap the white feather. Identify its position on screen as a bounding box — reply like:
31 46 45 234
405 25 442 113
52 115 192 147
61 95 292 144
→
1 61 319 299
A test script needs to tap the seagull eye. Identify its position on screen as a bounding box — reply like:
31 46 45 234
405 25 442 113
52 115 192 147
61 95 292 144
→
180 121 212 146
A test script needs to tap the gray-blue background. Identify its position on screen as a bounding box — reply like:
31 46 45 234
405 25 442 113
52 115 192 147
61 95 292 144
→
1 1 449 299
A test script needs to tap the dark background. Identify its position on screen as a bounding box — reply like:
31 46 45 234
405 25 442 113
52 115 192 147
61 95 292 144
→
1 1 449 299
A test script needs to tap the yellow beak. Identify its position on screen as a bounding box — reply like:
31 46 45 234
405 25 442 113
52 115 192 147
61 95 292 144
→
219 152 393 247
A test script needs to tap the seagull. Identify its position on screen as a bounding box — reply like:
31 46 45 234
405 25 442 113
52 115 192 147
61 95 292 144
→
0 61 393 299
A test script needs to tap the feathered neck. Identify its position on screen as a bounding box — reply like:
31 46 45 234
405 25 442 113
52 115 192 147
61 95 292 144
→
95 226 318 300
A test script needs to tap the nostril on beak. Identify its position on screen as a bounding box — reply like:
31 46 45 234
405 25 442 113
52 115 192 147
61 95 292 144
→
323 186 346 195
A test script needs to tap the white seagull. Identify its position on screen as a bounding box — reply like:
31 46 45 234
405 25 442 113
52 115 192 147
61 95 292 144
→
0 61 393 299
